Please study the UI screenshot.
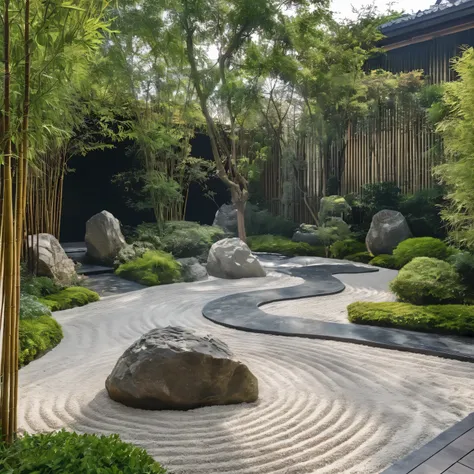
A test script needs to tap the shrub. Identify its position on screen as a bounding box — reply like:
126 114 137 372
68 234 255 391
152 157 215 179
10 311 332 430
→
135 223 163 249
449 251 474 297
347 301 474 336
393 237 452 267
360 181 401 220
19 315 63 367
0 430 168 473
369 254 400 270
21 275 63 298
245 205 296 238
390 257 465 305
247 235 326 257
115 250 182 286
40 287 100 312
330 239 366 259
161 221 225 260
345 252 373 264
115 241 155 266
319 196 351 223
20 294 52 320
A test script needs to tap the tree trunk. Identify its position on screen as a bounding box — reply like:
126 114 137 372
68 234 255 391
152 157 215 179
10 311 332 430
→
233 196 247 243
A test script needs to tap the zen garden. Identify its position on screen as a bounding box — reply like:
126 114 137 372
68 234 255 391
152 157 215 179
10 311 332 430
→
2 0 474 472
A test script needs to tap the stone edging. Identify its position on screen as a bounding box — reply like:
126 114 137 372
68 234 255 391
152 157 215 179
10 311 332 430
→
202 263 474 363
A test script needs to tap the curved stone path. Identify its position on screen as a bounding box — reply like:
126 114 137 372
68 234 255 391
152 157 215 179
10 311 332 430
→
203 260 474 362
19 267 474 474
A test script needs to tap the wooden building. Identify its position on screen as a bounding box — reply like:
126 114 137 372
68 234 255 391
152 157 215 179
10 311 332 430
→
261 0 474 224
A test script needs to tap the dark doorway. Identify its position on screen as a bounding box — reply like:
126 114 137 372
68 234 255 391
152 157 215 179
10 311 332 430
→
60 133 229 242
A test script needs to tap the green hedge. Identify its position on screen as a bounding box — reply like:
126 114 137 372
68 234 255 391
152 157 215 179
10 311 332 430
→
116 250 182 286
393 237 452 267
347 301 474 336
0 430 167 473
247 235 326 257
390 257 464 305
345 252 373 264
329 239 366 259
19 315 63 367
369 254 400 270
40 287 100 312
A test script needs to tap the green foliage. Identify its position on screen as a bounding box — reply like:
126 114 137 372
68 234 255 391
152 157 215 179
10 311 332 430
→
135 224 163 249
369 254 400 270
330 239 366 259
115 251 182 286
19 316 63 367
449 252 474 296
390 257 464 305
115 242 155 266
347 301 474 337
359 181 401 219
400 187 446 238
0 430 168 473
40 288 100 312
21 276 63 298
245 205 297 238
161 221 225 260
319 196 352 223
345 252 373 264
393 237 452 268
20 294 52 320
247 235 326 257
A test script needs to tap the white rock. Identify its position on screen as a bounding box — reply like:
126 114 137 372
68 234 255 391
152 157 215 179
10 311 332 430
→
85 210 126 264
207 238 266 279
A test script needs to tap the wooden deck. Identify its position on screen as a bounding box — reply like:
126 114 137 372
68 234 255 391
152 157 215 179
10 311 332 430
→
383 414 474 474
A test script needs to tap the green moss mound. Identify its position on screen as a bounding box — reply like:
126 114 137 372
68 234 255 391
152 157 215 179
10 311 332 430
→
369 254 400 270
0 430 168 473
345 252 373 264
40 287 100 312
330 239 366 259
247 235 326 257
348 301 474 336
19 315 63 367
390 257 465 305
393 237 452 267
115 250 182 286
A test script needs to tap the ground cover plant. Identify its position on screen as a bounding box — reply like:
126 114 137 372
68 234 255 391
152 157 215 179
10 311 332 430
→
392 237 453 268
247 235 326 257
39 287 100 312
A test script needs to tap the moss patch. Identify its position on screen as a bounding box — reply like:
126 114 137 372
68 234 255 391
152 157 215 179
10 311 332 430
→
369 254 400 270
19 315 63 367
393 237 453 267
247 235 326 257
345 252 373 264
348 301 474 336
115 250 182 286
40 287 100 312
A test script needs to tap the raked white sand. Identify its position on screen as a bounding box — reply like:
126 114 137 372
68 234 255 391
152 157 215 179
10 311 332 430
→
19 271 474 474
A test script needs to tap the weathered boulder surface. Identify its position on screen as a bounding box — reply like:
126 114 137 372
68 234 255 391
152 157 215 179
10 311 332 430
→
177 257 208 282
85 211 126 264
366 210 412 256
213 204 237 236
28 234 77 285
105 326 258 410
207 238 266 279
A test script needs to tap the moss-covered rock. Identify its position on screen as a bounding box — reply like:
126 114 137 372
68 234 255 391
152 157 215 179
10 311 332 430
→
369 254 400 270
40 287 100 312
347 301 474 336
115 250 182 286
247 235 326 257
393 237 453 268
19 315 63 367
390 257 465 305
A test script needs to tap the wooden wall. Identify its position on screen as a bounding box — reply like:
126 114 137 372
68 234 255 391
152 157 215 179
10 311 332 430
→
261 28 473 224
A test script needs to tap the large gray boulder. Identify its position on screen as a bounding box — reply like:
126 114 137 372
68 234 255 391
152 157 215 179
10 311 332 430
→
207 238 266 279
213 204 237 235
27 234 76 285
366 210 412 256
177 257 208 282
106 327 258 410
85 211 126 264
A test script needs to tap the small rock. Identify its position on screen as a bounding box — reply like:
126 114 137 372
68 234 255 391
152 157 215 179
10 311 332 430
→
207 238 266 279
177 257 208 282
27 234 77 285
213 204 238 236
366 210 412 256
85 211 127 264
105 327 258 410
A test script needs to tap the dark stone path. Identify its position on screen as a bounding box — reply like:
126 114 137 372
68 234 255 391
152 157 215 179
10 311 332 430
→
203 261 474 362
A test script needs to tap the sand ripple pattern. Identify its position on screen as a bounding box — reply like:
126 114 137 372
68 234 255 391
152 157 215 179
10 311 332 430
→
262 284 396 323
19 274 474 474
